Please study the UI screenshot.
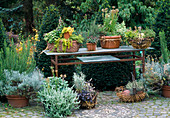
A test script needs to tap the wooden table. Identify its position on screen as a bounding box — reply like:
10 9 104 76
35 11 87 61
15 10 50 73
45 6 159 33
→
43 46 152 77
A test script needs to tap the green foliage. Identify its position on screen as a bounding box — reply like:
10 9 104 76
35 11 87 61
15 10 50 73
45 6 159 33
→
0 40 36 95
159 31 169 64
126 79 144 94
143 56 164 94
35 5 60 77
44 28 62 43
0 18 6 49
38 76 79 118
69 34 84 44
147 0 169 57
3 69 44 98
86 36 99 43
0 40 36 74
141 28 156 38
100 7 119 35
82 61 133 91
118 0 155 28
73 72 86 93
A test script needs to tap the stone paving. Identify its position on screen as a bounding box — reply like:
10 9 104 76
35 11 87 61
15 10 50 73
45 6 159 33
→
0 91 170 118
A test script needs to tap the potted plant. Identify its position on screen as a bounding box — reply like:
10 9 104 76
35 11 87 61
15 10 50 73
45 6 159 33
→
99 6 122 49
86 36 99 51
73 72 98 109
61 27 74 39
44 27 84 52
3 69 44 108
162 63 170 98
125 27 155 49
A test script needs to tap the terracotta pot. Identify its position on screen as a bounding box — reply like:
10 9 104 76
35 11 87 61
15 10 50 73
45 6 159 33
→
100 35 121 49
64 32 70 39
162 85 170 98
47 41 80 52
6 95 29 108
86 43 96 51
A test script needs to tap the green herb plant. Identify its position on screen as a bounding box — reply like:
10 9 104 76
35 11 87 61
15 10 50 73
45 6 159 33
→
38 67 79 117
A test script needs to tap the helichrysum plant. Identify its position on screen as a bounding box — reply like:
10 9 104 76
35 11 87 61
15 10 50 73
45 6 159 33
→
3 69 44 98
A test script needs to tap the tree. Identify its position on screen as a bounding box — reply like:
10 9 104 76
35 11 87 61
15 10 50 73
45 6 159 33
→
23 0 34 33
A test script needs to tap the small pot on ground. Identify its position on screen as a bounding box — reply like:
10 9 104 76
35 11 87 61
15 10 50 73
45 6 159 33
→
6 95 29 108
86 43 97 51
162 85 170 98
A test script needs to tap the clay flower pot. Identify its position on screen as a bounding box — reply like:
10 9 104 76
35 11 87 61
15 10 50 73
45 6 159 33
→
162 85 170 98
6 95 29 108
86 43 97 51
100 35 121 49
64 32 70 39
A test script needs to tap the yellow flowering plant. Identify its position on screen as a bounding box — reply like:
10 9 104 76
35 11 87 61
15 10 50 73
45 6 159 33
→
61 27 74 36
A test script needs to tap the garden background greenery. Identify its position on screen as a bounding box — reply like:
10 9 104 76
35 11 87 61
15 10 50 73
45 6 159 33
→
0 0 169 91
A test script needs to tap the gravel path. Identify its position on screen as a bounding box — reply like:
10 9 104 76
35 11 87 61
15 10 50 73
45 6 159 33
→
0 91 170 118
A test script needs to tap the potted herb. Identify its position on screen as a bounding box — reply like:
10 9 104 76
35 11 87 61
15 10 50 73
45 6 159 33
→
73 72 98 109
86 36 99 51
115 73 146 102
125 27 155 49
3 69 44 108
99 6 122 49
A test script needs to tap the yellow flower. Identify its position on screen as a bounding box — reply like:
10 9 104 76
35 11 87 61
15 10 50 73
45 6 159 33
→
61 27 74 36
151 68 153 70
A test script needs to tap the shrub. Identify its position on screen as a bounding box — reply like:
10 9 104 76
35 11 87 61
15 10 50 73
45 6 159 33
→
148 0 170 58
38 76 79 118
118 0 155 28
34 5 60 77
0 18 6 50
82 60 133 91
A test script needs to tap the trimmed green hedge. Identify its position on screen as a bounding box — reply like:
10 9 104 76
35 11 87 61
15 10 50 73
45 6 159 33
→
34 5 60 77
81 53 133 91
0 18 6 50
